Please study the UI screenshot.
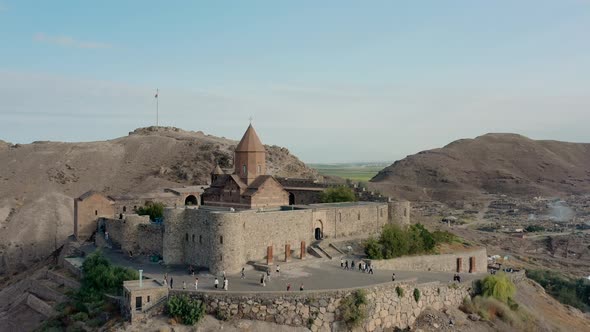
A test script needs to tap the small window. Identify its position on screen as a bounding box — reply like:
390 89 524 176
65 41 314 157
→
199 235 202 244
185 233 188 241
242 165 247 175
123 206 127 212
192 234 195 242
95 210 98 216
339 212 342 222
147 295 151 303
220 254 223 261
220 236 223 244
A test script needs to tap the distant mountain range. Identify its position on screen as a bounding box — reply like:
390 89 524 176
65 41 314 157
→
370 133 590 202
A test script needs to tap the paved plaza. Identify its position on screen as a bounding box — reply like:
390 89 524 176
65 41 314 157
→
83 245 483 293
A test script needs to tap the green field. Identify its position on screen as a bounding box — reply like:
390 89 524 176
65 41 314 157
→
309 163 387 182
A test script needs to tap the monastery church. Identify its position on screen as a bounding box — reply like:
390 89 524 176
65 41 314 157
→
74 124 410 274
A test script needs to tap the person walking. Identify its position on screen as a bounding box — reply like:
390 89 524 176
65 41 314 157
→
183 281 186 290
299 284 304 291
368 266 374 274
276 265 281 276
195 277 199 290
351 260 355 271
261 274 266 287
266 269 271 281
358 262 362 271
170 277 174 289
223 278 228 291
287 283 291 291
214 277 219 289
105 231 109 241
241 267 245 279
340 258 344 268
345 260 349 270
392 272 396 281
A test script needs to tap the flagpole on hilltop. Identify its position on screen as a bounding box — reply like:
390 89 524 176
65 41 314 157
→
155 88 159 127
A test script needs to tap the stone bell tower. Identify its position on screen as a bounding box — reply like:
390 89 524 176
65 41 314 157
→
234 124 266 185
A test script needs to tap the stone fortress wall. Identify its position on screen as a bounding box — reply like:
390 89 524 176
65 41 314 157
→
101 215 163 256
169 278 470 331
370 248 488 274
163 201 408 274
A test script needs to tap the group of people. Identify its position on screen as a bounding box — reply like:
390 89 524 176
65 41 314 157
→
340 258 374 274
452 274 462 283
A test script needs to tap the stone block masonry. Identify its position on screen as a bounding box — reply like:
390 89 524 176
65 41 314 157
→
170 279 470 331
370 248 488 274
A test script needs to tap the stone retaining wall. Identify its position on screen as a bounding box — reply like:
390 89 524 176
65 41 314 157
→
370 248 488 274
170 279 470 331
46 270 81 290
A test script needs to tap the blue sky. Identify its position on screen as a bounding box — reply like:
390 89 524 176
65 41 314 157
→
1 1 589 163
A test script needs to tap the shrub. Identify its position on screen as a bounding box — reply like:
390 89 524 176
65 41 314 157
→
79 251 138 301
319 187 357 203
167 295 205 325
431 230 458 243
366 223 458 259
413 288 421 302
524 225 545 232
395 286 404 297
135 202 165 221
481 273 516 304
379 224 409 259
364 238 383 259
70 312 88 322
215 307 230 321
339 290 368 327
526 269 590 312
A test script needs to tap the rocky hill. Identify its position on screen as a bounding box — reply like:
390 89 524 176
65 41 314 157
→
0 126 319 276
370 133 590 202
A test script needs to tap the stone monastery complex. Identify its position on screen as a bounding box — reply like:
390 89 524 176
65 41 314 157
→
74 124 411 274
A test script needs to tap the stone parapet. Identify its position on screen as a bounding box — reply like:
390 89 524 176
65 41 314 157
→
168 279 470 331
370 248 488 274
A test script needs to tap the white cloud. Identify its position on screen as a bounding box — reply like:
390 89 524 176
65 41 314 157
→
33 33 112 49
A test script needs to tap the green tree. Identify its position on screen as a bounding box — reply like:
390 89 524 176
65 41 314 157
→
379 224 409 259
364 238 383 259
135 202 165 221
481 273 516 303
319 187 357 203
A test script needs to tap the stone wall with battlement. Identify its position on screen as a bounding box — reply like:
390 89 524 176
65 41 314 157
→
163 202 395 274
369 248 488 274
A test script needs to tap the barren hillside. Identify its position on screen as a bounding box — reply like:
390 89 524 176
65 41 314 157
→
370 133 590 202
0 127 319 276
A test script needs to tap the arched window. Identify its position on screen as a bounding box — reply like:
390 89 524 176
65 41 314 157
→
192 234 195 242
199 235 202 244
242 165 247 175
185 233 188 242
220 236 223 244
95 210 98 216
